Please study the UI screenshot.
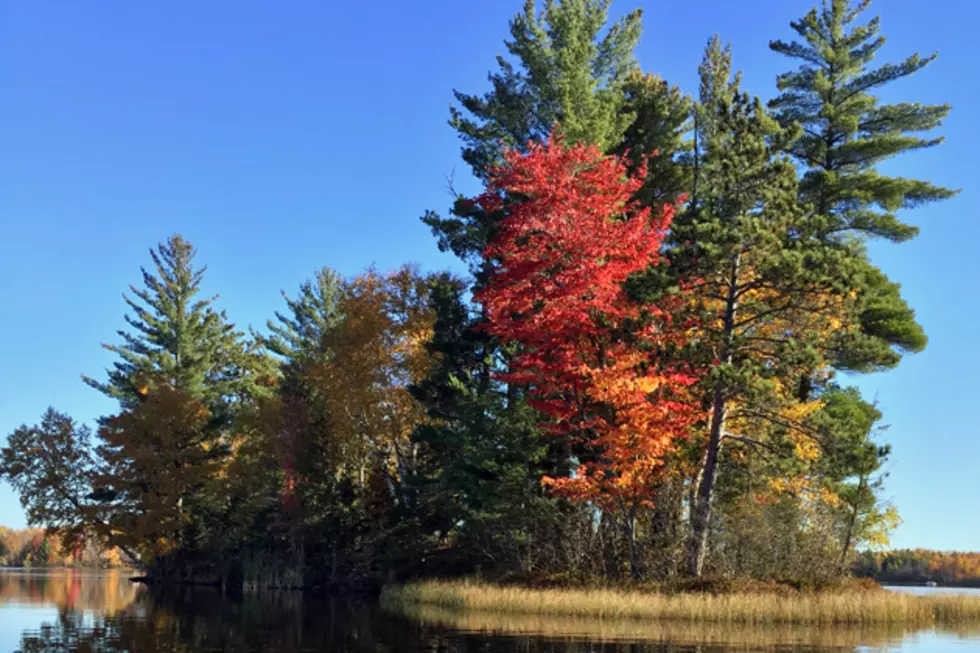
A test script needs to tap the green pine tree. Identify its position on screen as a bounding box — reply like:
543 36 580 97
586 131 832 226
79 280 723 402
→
451 0 642 182
426 0 644 271
691 36 741 209
256 267 348 575
262 266 343 368
670 41 861 576
807 386 897 569
769 0 955 371
83 235 273 415
407 276 551 573
617 70 693 207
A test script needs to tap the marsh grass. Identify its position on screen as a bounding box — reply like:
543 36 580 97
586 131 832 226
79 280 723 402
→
381 580 980 627
390 603 927 649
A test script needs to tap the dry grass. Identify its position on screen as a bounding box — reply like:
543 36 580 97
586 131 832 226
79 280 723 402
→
388 602 980 649
381 580 980 627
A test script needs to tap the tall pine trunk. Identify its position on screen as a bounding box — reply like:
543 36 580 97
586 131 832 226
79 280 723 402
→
688 253 740 577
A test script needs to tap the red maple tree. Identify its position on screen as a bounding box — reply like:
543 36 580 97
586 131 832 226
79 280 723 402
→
474 136 698 574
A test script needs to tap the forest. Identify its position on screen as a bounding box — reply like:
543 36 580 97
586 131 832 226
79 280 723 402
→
854 550 980 587
0 527 124 568
0 0 955 592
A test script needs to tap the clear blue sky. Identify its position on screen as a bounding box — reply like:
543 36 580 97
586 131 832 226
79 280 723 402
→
1 0 976 551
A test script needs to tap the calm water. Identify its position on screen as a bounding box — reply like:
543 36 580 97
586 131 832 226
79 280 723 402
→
0 570 978 652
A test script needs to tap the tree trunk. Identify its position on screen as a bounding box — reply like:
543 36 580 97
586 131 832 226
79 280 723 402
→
624 506 639 580
839 472 867 573
688 379 727 576
688 253 740 577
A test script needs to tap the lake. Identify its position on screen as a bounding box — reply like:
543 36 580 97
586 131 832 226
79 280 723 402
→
1 570 978 652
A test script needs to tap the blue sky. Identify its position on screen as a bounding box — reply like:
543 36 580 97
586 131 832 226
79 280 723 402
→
1 0 976 551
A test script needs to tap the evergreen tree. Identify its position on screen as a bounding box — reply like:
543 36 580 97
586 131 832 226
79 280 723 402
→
451 0 642 182
808 386 898 568
426 0 644 271
83 235 274 415
691 36 741 209
407 277 549 573
262 267 343 368
617 70 693 207
248 267 346 573
670 41 858 576
769 0 954 370
759 2 954 575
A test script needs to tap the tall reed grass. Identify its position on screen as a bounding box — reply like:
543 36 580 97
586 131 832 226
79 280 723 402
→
390 602 930 648
381 580 980 627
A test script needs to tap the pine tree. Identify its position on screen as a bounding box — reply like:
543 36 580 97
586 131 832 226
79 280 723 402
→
426 0 644 271
262 267 343 368
407 277 549 571
451 0 642 182
83 235 273 415
770 0 954 240
617 70 693 207
807 386 897 569
691 36 741 209
769 0 955 370
674 41 859 576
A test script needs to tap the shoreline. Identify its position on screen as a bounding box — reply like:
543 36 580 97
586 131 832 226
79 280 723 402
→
381 580 980 626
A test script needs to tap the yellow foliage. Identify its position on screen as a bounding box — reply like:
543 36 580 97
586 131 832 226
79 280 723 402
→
309 266 438 489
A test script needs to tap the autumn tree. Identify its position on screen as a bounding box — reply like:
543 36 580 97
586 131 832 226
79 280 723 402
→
1 410 97 543
90 379 219 565
475 137 697 578
0 410 148 567
311 267 437 502
1 411 100 559
249 265 441 578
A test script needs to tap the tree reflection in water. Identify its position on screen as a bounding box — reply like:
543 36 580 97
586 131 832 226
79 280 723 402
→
8 573 979 652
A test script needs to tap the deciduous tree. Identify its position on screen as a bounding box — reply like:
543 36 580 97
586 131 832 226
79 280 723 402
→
476 137 697 578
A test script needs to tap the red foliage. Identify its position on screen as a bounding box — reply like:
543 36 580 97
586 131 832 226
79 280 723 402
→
475 136 698 511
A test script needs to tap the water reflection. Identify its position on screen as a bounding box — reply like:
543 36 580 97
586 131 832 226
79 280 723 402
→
2 571 978 652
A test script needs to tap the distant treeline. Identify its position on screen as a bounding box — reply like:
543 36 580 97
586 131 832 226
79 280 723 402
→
855 550 980 587
0 527 124 568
